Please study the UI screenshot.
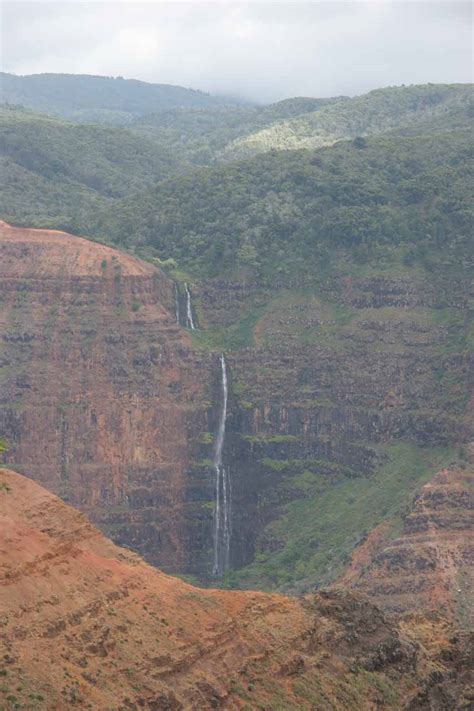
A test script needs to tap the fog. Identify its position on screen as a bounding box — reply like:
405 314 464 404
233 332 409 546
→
2 1 472 102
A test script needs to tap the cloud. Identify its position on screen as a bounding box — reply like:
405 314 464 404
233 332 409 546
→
1 1 472 102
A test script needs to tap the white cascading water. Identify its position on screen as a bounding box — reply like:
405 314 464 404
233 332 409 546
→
212 354 231 576
184 282 196 330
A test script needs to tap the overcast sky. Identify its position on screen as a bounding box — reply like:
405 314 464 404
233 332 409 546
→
2 1 472 102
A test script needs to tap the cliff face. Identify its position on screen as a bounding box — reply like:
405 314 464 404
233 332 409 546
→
339 466 474 624
1 220 471 592
193 274 472 588
0 221 215 574
1 467 471 710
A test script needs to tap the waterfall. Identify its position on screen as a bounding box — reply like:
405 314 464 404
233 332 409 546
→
184 282 196 330
174 282 180 325
212 354 231 576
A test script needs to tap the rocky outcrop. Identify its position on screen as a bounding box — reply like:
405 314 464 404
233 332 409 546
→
339 466 474 623
1 467 471 710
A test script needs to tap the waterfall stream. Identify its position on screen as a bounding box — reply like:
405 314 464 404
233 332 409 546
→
184 282 196 330
212 354 231 576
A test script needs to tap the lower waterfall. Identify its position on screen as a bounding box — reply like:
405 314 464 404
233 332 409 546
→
212 354 231 576
184 282 196 330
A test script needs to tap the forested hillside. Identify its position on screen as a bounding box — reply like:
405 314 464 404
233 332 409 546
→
129 84 471 167
2 83 471 248
130 96 341 167
94 129 473 279
0 105 184 228
223 83 473 160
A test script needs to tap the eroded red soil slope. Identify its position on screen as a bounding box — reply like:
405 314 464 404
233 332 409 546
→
1 468 472 710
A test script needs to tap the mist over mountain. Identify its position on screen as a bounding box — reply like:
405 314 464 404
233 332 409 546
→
0 72 245 125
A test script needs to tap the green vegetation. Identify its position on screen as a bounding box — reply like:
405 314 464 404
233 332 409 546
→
225 443 456 591
130 96 338 167
94 126 472 281
225 83 472 159
0 79 471 596
197 432 213 444
2 84 471 286
243 434 299 444
0 105 184 230
186 297 268 351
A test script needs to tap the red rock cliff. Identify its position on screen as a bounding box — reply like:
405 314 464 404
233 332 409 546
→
0 221 211 573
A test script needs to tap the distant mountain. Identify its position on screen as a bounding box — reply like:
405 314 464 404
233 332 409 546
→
1 84 471 265
0 72 243 124
129 83 471 168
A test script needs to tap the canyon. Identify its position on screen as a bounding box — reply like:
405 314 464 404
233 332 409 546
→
0 220 472 598
0 74 472 709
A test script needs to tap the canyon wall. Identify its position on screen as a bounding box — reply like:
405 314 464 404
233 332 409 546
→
193 274 472 587
0 222 216 574
339 465 474 623
1 221 472 591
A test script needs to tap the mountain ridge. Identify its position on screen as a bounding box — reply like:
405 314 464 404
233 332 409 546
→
0 72 246 125
222 83 473 161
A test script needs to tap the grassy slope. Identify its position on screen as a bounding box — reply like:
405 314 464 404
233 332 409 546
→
225 442 456 591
